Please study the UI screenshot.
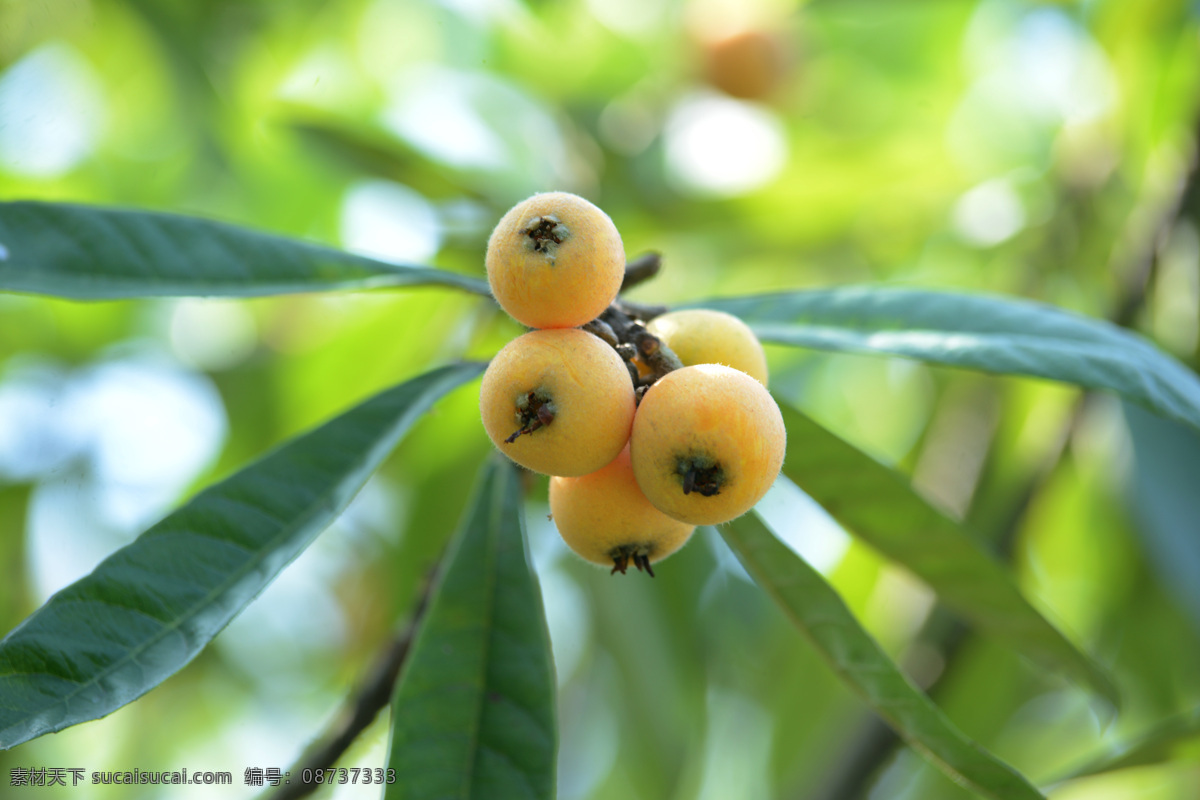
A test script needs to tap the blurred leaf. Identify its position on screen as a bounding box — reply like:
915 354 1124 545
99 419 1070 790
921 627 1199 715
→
1123 401 1200 631
385 457 556 800
0 362 485 749
778 403 1119 709
694 287 1200 434
285 114 477 202
722 512 1046 800
0 202 491 299
0 486 30 628
1061 705 1200 780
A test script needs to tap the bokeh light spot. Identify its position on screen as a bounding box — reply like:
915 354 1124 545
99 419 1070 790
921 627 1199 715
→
340 180 442 264
169 300 258 372
953 178 1027 246
0 42 106 177
27 353 227 600
664 93 787 196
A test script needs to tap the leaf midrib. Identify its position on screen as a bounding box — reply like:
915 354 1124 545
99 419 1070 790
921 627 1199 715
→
0 476 342 743
751 323 1162 356
727 523 1029 799
460 469 504 799
0 373 459 746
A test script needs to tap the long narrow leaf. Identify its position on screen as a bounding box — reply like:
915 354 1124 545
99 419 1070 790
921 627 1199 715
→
0 361 485 749
0 201 491 298
1123 402 1200 629
723 512 1045 800
386 457 556 800
777 403 1119 708
693 287 1200 434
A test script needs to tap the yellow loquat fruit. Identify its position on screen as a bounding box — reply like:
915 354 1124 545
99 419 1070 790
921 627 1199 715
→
630 364 785 525
486 192 625 329
480 328 635 477
550 446 695 576
702 29 791 101
646 308 769 386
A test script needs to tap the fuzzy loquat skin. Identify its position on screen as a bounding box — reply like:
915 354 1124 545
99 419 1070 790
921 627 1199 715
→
486 192 625 329
480 328 636 477
646 309 769 386
631 364 785 526
550 446 695 571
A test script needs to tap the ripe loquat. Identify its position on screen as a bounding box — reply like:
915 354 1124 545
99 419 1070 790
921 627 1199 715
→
486 192 625 329
550 446 695 576
646 309 769 386
480 328 635 477
630 364 785 525
702 29 791 101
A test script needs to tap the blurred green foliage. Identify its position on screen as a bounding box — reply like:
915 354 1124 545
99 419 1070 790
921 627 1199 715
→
2 0 1200 797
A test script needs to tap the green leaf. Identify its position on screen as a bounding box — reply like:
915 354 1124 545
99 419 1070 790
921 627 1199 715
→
385 457 556 800
0 201 491 299
0 362 485 749
722 512 1045 800
777 402 1119 709
692 287 1200 434
1123 402 1200 629
1059 706 1200 780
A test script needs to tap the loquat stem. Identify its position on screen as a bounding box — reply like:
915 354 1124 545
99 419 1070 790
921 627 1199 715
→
266 573 436 800
630 324 684 377
586 303 686 401
581 318 620 348
619 251 662 293
616 298 669 321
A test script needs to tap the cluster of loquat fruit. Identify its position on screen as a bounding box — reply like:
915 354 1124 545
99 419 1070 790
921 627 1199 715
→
479 192 786 576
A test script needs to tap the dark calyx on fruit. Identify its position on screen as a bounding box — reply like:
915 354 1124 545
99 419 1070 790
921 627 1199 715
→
506 391 556 443
523 215 569 257
610 545 656 577
677 456 724 497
